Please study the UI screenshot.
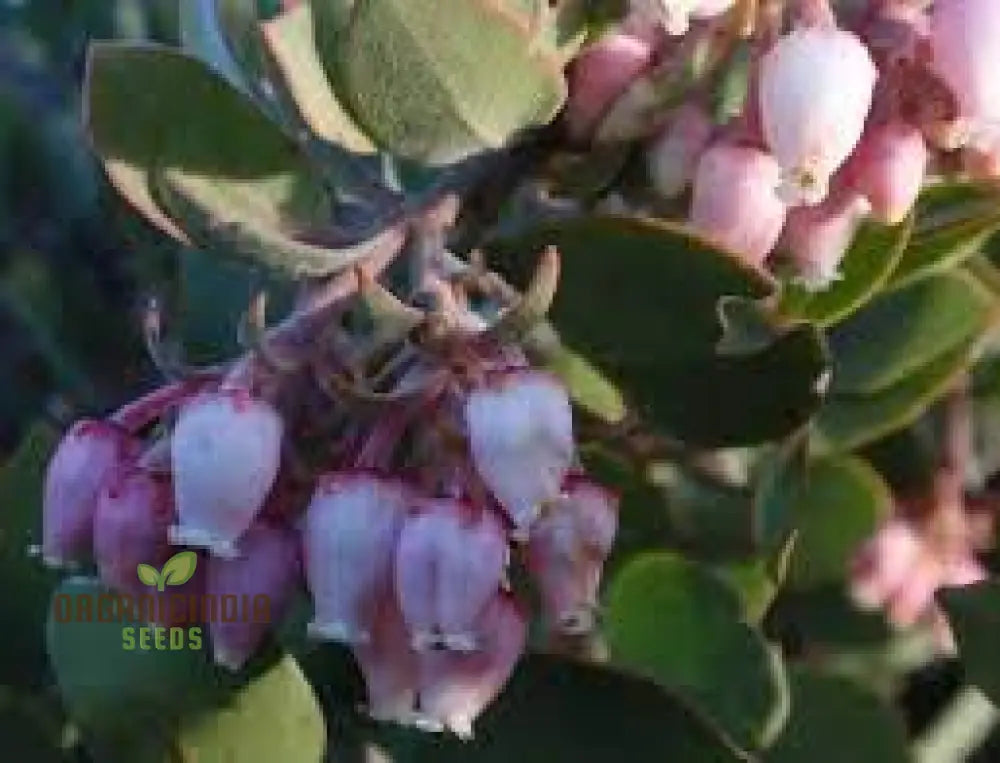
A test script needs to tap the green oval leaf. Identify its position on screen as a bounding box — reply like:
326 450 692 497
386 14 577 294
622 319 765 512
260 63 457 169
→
489 217 829 447
176 655 325 762
85 43 373 277
314 0 566 164
161 551 199 587
605 551 786 749
938 581 1000 707
764 667 909 763
887 183 1000 291
828 271 994 395
815 338 981 452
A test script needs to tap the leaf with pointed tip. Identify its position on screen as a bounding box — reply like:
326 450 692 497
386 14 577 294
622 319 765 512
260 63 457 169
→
261 3 376 153
779 218 913 327
86 43 376 277
489 217 829 447
175 656 325 762
887 183 1000 291
605 552 788 749
136 564 160 588
815 338 981 452
828 271 994 395
161 550 199 587
313 0 566 164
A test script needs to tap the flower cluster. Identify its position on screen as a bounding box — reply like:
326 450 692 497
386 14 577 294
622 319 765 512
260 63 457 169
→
566 0 1000 290
39 244 618 738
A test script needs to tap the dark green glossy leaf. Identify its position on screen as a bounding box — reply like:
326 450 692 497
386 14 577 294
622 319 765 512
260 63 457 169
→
828 271 994 395
764 667 909 763
781 456 891 590
779 218 913 327
367 655 743 762
815 338 981 452
938 581 1000 706
605 551 786 749
489 217 829 447
888 183 1000 291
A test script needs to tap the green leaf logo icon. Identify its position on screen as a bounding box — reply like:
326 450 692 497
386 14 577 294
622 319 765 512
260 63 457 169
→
136 551 198 592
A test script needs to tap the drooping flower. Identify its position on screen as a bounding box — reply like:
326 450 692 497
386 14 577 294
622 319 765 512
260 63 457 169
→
782 193 871 291
689 144 787 266
395 500 508 652
465 371 574 534
929 0 1000 146
354 593 421 725
759 26 878 205
303 472 409 645
169 389 283 558
42 420 137 567
648 104 714 200
207 522 301 670
414 593 527 739
93 465 175 595
527 479 619 634
843 121 928 225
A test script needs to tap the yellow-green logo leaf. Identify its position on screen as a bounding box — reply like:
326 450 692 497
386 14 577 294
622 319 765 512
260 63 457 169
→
136 551 198 592
136 563 160 588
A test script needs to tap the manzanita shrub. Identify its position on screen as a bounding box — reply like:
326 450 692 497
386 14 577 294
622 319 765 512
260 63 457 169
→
9 0 1000 759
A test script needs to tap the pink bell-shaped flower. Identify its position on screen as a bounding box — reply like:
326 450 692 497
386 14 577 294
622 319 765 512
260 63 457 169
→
42 420 137 567
648 104 714 200
759 26 878 205
564 32 655 142
169 390 283 558
689 144 787 266
207 522 301 670
395 500 508 653
465 371 575 534
844 121 928 225
527 478 619 634
782 193 871 291
93 466 175 595
414 593 527 739
303 471 409 645
930 0 1000 146
353 592 420 725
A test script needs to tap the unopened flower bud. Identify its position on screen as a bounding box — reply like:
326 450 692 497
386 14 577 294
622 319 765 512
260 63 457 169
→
759 26 878 205
564 32 655 142
689 144 787 266
354 594 420 725
395 501 508 653
527 479 618 634
169 390 283 558
930 0 1000 144
465 371 575 533
648 104 714 199
782 193 871 291
42 420 137 567
208 522 301 670
415 593 526 739
844 121 928 224
304 472 409 645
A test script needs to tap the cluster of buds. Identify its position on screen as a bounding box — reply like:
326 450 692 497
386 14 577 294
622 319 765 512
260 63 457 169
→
565 0 1000 290
38 217 619 737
